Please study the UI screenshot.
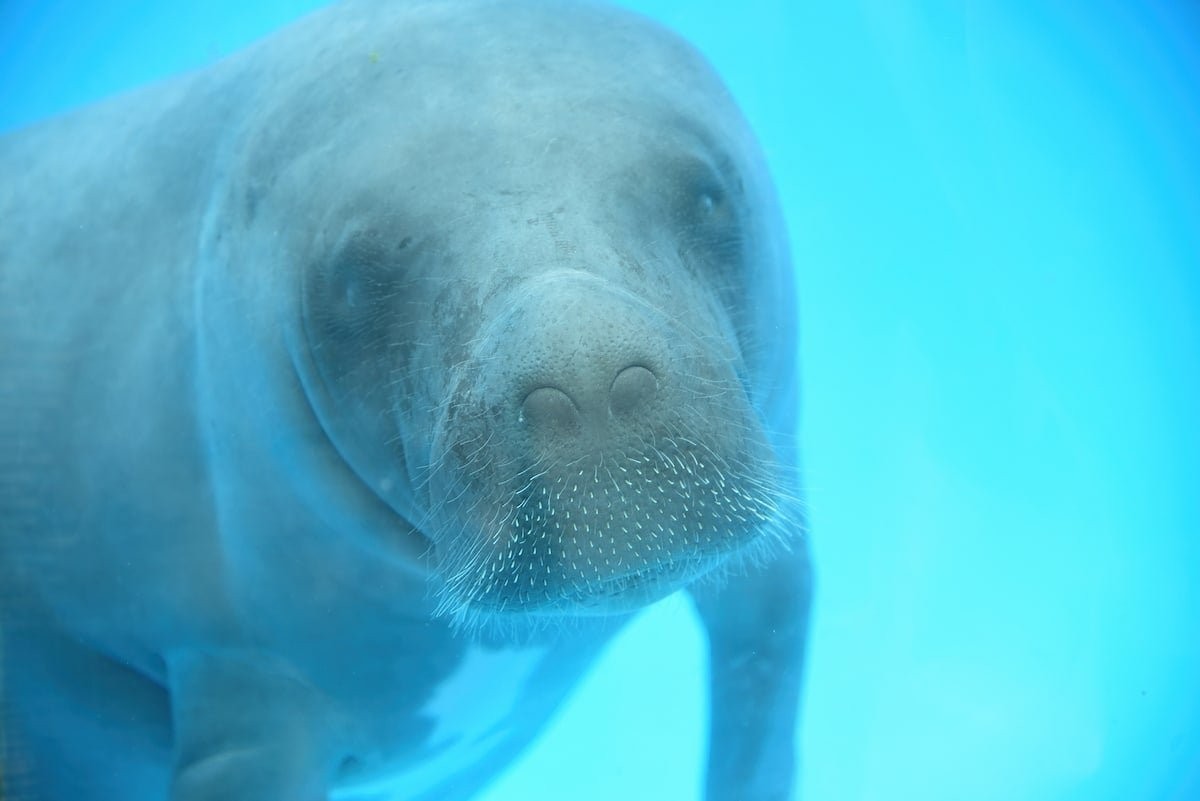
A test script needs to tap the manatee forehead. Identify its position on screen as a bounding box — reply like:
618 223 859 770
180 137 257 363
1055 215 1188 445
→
249 0 753 224
362 0 732 136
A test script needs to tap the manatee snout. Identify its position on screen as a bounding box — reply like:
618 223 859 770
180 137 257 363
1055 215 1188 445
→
505 283 678 455
521 362 658 430
429 274 784 624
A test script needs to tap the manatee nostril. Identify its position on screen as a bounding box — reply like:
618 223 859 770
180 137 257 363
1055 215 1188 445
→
520 386 580 429
609 365 658 416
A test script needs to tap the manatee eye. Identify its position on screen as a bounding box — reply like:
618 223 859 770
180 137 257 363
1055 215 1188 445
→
669 161 745 280
302 230 416 396
684 165 737 229
328 257 375 319
308 231 400 343
332 270 360 309
697 186 723 217
686 176 738 239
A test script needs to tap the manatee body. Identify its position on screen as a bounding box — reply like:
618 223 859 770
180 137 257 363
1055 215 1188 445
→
0 1 811 800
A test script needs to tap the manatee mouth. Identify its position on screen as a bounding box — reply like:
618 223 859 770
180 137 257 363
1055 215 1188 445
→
466 547 724 615
427 429 797 628
542 550 729 611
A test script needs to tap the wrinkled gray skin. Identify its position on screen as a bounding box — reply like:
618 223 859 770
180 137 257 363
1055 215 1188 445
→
0 1 812 800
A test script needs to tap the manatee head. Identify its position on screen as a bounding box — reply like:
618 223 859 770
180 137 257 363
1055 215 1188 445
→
235 1 802 629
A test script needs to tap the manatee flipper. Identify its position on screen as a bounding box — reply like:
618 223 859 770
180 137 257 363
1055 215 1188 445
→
167 650 339 801
690 545 813 801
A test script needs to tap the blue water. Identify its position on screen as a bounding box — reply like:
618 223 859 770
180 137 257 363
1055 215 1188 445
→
2 2 1198 800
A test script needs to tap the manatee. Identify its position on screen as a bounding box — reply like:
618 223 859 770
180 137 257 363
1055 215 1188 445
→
0 1 812 799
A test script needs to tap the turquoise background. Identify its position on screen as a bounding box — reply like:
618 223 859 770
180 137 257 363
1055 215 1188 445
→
2 2 1197 799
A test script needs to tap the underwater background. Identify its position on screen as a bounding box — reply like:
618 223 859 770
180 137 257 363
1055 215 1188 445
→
1 1 1197 800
